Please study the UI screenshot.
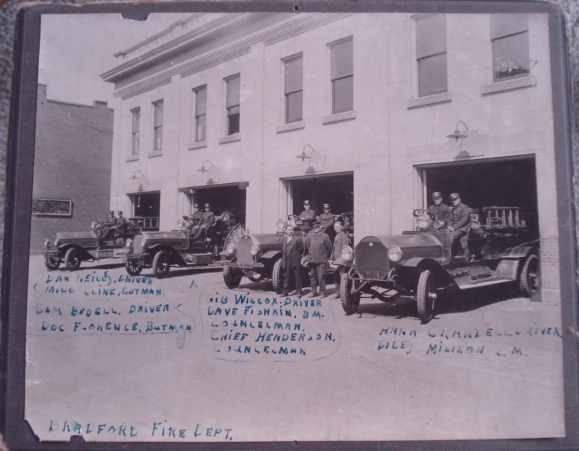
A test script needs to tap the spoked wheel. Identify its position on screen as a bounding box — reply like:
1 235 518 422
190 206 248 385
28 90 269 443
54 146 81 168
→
416 269 437 324
64 247 82 270
152 250 171 277
45 254 60 270
272 259 284 294
519 253 541 301
223 265 243 289
340 273 360 315
125 259 143 276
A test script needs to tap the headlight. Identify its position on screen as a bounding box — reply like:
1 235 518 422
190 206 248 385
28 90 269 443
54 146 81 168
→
341 245 354 262
417 218 431 231
387 245 403 263
43 239 51 249
224 242 235 256
125 238 133 248
250 243 259 256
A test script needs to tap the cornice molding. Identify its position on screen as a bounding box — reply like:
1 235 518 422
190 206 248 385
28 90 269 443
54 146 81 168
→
116 45 251 100
104 12 352 90
101 13 246 83
263 13 351 46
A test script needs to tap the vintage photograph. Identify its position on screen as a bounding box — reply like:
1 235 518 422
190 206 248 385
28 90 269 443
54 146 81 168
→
26 9 565 442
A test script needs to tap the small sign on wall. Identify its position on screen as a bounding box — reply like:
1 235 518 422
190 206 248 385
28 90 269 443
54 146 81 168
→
31 199 73 217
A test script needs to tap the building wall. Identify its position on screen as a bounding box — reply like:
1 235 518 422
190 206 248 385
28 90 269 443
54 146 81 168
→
106 12 559 301
30 85 113 253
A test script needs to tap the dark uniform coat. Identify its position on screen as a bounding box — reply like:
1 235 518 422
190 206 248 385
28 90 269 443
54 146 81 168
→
299 209 317 232
201 211 215 226
449 203 472 232
331 231 350 261
190 211 204 225
318 212 335 231
305 230 332 264
282 234 305 267
427 203 451 226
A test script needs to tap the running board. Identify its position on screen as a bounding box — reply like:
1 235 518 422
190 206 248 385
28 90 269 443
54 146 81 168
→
457 278 513 290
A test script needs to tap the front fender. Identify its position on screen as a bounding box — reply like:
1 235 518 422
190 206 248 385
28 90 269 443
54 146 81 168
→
397 257 452 287
501 241 539 259
260 250 282 261
148 245 186 266
60 245 93 261
495 241 539 281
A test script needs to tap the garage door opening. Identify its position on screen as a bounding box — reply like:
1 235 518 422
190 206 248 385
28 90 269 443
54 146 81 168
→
285 173 354 217
128 191 160 231
183 183 247 226
421 157 539 234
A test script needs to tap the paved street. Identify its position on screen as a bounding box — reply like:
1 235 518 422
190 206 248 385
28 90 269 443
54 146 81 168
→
25 255 565 442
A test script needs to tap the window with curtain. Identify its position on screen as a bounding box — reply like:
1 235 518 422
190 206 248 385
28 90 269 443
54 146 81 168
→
330 38 353 114
193 85 207 142
284 54 303 123
152 99 164 152
130 107 140 156
415 14 447 97
491 14 530 81
225 74 240 135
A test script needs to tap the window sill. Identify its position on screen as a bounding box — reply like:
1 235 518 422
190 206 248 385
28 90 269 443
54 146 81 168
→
322 110 357 125
406 91 452 110
147 151 163 159
219 134 241 145
276 121 305 134
481 75 536 96
126 155 140 163
189 141 207 151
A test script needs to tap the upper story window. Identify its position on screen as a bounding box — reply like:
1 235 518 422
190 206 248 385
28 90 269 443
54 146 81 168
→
152 99 164 152
283 54 303 123
193 85 207 142
491 14 530 81
130 107 140 156
225 74 240 135
415 14 447 97
329 37 353 114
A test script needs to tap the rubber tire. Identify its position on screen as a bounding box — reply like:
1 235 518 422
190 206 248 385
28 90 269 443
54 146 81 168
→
223 265 242 289
340 273 360 315
125 260 143 276
45 254 60 270
64 247 82 270
272 259 284 294
416 269 436 324
519 253 540 301
152 250 171 277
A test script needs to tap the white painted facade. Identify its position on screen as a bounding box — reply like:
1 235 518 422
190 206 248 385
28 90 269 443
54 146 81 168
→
103 12 559 302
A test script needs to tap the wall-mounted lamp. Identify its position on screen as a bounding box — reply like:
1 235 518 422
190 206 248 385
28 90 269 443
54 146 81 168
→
296 144 314 163
446 121 470 143
446 120 470 143
296 144 324 175
198 160 215 175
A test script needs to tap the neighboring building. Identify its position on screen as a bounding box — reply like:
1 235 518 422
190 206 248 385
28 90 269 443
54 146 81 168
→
102 12 560 303
30 84 113 253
